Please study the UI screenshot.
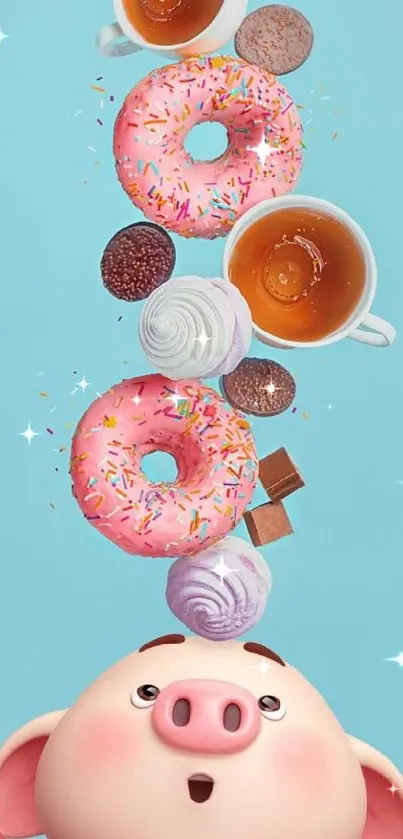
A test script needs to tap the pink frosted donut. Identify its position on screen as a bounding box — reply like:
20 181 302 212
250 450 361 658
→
70 374 258 558
113 55 303 240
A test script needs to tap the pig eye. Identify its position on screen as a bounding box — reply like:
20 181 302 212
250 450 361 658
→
131 685 160 709
258 695 285 721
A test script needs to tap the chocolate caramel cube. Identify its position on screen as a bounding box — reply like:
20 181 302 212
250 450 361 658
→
259 447 305 502
243 501 293 547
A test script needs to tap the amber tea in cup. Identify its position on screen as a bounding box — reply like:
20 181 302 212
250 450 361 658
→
123 0 224 45
228 206 366 343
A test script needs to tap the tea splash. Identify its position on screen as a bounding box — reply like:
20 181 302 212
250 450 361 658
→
228 207 366 343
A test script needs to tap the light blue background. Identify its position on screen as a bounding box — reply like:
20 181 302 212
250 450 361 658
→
0 0 402 782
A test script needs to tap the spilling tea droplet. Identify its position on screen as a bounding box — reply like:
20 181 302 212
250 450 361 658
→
263 235 325 303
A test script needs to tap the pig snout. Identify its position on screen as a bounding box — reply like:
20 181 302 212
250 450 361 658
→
152 679 261 754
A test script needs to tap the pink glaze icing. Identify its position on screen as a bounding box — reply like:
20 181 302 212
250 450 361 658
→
70 374 258 558
113 55 303 240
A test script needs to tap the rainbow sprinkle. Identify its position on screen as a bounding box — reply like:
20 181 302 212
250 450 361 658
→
70 375 259 558
113 55 303 240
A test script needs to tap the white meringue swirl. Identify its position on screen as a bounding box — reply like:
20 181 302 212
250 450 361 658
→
138 275 252 380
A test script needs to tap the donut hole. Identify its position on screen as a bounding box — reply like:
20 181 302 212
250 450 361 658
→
184 121 229 163
141 450 179 484
138 435 207 487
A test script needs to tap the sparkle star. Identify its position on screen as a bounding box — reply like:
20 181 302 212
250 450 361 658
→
247 134 278 166
77 376 91 392
0 29 9 45
250 658 273 676
385 652 403 667
168 390 185 409
195 330 210 350
213 554 235 584
19 423 40 445
132 395 141 405
258 659 273 675
262 379 280 399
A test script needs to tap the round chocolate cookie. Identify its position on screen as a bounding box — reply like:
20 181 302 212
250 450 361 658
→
220 358 296 417
235 5 314 76
101 222 176 302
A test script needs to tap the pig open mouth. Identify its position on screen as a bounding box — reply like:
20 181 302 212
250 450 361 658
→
187 774 215 803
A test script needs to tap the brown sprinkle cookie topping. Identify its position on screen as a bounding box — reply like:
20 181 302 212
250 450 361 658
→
235 5 314 76
101 222 176 302
220 358 296 417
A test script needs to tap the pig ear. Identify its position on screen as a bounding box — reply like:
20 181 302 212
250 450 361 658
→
0 710 66 839
349 735 403 838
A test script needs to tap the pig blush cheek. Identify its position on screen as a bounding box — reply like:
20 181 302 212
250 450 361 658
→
75 711 138 769
272 730 332 797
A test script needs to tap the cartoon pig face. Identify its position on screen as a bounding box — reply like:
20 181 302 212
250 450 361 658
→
0 635 402 839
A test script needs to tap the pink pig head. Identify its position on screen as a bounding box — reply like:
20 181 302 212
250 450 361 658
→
0 634 402 839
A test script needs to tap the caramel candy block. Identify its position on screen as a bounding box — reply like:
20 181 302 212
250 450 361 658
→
243 502 293 547
259 447 305 502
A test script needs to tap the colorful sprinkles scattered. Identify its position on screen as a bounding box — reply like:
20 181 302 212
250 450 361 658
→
69 374 259 557
19 360 314 521
113 54 303 239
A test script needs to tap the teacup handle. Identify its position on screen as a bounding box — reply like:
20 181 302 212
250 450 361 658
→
348 312 396 347
96 22 142 57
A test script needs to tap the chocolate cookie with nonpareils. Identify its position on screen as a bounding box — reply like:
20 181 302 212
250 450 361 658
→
101 222 176 302
220 358 296 417
235 4 314 76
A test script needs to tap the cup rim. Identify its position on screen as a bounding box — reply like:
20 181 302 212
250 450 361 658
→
113 0 228 50
223 194 378 349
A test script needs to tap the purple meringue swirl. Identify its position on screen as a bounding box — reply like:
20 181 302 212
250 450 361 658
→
166 536 272 641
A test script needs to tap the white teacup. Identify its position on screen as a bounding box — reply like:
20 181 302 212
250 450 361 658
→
97 0 248 59
223 194 396 350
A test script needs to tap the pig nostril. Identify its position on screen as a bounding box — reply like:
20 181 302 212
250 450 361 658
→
223 703 241 732
172 698 191 727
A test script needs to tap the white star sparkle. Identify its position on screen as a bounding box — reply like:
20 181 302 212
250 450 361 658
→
132 395 141 405
256 658 273 676
213 554 235 584
77 376 91 392
19 423 40 445
385 652 403 667
168 389 185 409
261 379 281 399
195 330 210 351
247 135 278 166
248 657 274 676
0 29 9 45
389 783 403 795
